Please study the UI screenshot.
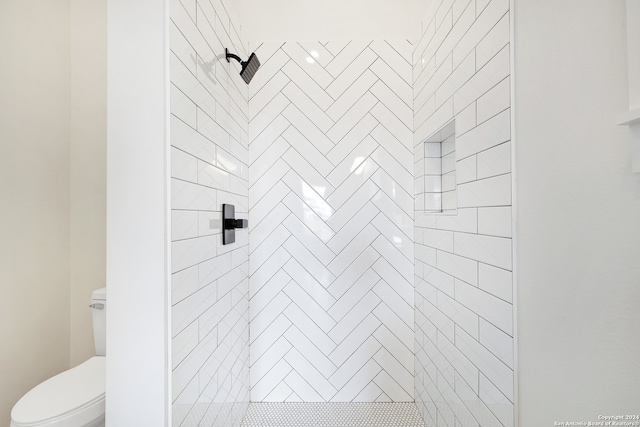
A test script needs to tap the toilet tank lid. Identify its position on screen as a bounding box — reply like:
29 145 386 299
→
11 356 105 425
92 287 106 300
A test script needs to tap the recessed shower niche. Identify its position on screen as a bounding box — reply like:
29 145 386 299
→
422 120 457 214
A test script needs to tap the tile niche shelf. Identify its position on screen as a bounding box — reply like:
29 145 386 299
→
423 120 457 214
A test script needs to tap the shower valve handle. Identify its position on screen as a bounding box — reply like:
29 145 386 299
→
224 218 248 229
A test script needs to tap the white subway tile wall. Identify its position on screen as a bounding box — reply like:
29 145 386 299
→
170 0 250 425
413 0 514 426
248 40 415 403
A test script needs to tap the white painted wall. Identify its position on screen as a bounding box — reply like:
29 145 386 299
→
0 1 107 424
621 0 640 173
239 0 429 42
69 0 107 367
0 1 71 425
106 0 170 424
625 0 639 110
514 0 640 425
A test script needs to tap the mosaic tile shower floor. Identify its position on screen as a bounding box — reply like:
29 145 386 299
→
240 402 427 427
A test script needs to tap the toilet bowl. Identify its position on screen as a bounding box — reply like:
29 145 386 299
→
11 288 107 427
10 357 105 427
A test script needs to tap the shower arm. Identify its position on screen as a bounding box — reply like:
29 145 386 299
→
225 48 244 66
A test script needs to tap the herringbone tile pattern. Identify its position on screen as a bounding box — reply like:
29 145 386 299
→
248 40 415 403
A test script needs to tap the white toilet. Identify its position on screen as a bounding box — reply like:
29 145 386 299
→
10 288 107 427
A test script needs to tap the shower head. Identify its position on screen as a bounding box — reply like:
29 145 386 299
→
225 48 261 84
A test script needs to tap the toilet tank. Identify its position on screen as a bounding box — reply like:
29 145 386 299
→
91 287 107 356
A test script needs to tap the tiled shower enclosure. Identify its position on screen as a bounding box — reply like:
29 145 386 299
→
413 0 514 425
169 0 514 425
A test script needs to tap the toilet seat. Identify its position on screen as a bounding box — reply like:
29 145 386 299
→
11 356 105 427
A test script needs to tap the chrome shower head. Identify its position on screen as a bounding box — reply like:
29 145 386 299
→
225 48 261 84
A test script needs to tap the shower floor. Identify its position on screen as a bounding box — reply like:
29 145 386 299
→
240 402 427 427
